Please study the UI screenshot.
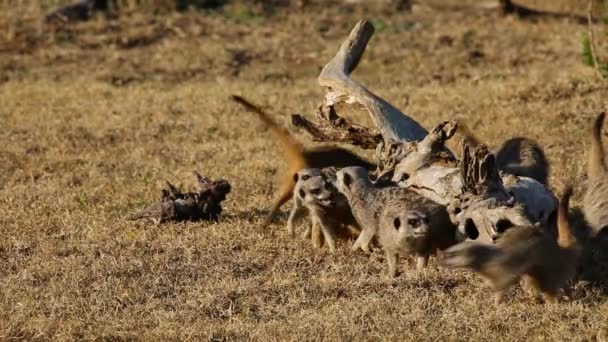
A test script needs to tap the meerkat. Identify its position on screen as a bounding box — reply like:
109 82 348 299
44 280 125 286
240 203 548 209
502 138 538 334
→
231 95 374 227
443 187 578 304
335 166 454 256
454 121 549 185
496 137 550 186
584 112 608 237
288 167 360 252
378 199 458 277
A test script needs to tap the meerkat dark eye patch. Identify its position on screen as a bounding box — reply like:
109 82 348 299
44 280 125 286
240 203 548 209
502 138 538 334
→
299 189 305 198
301 175 311 181
309 188 321 195
400 173 409 182
464 218 479 240
495 219 514 233
453 207 462 215
393 217 401 230
342 173 352 188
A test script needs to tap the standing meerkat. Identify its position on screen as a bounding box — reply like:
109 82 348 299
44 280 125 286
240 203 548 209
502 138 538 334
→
287 167 360 252
231 95 374 227
584 112 608 237
443 187 578 304
378 200 459 277
335 166 458 256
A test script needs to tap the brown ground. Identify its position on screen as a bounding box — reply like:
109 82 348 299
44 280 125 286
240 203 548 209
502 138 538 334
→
1 1 608 340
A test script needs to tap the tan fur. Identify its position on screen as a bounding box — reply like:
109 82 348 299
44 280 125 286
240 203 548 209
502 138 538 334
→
444 187 579 303
287 168 360 252
584 113 608 237
231 95 374 227
335 166 455 272
454 120 549 185
495 137 549 185
455 120 481 148
589 112 607 179
379 202 458 277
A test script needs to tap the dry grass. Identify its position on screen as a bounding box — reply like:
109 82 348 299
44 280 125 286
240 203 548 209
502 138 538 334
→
1 1 608 340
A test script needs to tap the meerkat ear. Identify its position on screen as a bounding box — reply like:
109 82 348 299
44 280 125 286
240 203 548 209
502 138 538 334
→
342 173 353 188
393 217 401 230
293 173 299 182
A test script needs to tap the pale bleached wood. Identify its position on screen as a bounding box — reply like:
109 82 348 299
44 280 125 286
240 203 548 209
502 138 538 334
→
318 19 428 143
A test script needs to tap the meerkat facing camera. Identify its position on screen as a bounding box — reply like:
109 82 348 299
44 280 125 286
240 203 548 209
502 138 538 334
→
231 95 374 228
335 166 460 262
287 167 360 252
379 201 459 277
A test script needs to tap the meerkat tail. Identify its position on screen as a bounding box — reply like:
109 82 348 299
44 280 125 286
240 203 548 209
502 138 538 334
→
441 241 500 269
455 120 481 147
231 95 308 171
232 95 309 226
589 112 607 179
556 186 574 249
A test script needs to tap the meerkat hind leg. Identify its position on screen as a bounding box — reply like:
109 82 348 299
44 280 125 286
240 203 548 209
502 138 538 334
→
263 180 295 227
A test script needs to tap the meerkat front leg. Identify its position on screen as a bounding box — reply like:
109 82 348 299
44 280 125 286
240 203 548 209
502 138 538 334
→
416 255 429 270
317 218 338 253
385 251 399 278
352 227 375 253
311 217 324 249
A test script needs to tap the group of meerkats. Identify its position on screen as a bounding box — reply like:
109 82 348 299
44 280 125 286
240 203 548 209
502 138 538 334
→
232 95 608 304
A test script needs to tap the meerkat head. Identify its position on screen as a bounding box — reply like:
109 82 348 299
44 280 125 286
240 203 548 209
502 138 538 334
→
295 169 336 208
335 166 372 196
397 210 431 239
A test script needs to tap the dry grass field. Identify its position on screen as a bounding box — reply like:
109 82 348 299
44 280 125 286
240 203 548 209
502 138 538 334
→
1 0 608 340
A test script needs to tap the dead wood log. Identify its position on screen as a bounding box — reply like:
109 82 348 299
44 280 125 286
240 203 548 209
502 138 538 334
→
317 19 428 143
290 104 382 149
130 171 231 223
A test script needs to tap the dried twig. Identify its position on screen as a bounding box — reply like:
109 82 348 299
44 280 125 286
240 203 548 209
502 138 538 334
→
130 171 231 223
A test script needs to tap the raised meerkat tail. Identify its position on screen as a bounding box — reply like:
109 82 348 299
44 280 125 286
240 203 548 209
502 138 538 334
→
231 95 308 171
232 95 309 226
589 112 607 179
556 186 574 249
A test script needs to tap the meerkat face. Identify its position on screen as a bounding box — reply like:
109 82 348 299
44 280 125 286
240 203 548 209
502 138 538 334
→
393 210 431 243
297 175 336 207
295 168 340 208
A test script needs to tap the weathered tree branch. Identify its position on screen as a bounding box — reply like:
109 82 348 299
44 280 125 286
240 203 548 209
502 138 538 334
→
291 104 383 149
318 19 428 143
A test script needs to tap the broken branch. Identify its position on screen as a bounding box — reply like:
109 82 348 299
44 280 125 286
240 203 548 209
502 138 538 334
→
291 104 383 149
318 19 428 143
